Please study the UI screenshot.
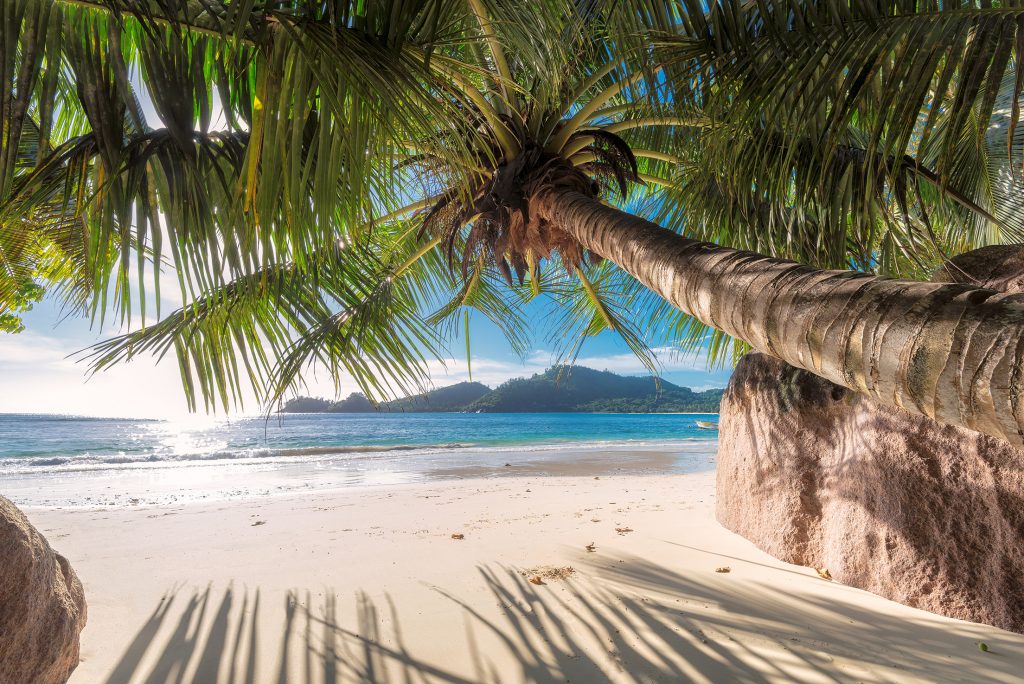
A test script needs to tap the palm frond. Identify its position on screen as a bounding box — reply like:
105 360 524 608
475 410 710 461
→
10 0 1024 413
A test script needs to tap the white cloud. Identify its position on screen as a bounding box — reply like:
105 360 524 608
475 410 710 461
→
575 346 713 374
0 331 77 369
0 330 195 418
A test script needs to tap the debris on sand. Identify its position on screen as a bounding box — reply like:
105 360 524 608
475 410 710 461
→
614 527 633 535
451 533 465 540
522 566 576 583
585 542 597 553
715 566 730 573
251 520 266 527
816 568 832 580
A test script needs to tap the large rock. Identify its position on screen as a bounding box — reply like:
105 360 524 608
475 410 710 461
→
717 247 1024 633
0 496 87 683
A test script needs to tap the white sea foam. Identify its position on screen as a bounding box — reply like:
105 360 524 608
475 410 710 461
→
0 437 717 476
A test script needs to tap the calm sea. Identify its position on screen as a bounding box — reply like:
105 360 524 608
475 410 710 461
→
0 412 719 507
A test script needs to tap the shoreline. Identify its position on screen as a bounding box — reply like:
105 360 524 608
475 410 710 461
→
25 469 1024 683
0 437 718 474
4 442 717 510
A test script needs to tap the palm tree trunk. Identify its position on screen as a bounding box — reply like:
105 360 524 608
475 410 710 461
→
537 188 1024 448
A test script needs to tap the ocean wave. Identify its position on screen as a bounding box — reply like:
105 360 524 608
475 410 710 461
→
0 442 475 474
0 437 717 476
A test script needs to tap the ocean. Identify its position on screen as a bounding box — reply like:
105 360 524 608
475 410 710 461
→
0 412 719 508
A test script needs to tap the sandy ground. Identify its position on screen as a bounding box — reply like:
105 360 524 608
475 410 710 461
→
27 470 1024 683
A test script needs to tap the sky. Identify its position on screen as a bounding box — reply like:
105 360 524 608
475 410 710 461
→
0 287 733 419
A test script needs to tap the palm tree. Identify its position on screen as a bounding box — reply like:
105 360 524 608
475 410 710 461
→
5 1 1024 445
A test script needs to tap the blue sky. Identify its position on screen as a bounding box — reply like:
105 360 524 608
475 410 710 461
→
0 286 733 418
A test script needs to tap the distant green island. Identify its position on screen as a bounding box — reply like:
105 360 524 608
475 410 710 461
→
281 366 724 414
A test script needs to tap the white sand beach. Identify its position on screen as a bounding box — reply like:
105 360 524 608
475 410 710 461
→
25 465 1024 683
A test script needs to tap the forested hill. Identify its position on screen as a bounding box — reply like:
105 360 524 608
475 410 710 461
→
469 366 723 413
280 367 723 413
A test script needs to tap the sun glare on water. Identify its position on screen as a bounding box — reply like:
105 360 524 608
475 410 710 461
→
146 416 237 459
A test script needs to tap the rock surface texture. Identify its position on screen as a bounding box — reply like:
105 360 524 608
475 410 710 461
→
0 496 87 683
717 246 1024 633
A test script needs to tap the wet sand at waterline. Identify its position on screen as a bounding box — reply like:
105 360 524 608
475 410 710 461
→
25 467 1024 683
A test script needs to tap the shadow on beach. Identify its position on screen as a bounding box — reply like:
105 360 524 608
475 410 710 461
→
99 554 1023 684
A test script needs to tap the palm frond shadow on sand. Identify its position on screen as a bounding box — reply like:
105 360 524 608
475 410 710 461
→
101 556 1023 684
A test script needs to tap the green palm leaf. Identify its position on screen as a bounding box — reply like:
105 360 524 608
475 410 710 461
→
6 0 1024 413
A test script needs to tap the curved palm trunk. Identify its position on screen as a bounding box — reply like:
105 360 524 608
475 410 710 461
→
537 189 1024 448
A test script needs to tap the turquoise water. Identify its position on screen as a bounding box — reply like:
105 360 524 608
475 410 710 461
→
0 412 718 473
0 412 719 507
